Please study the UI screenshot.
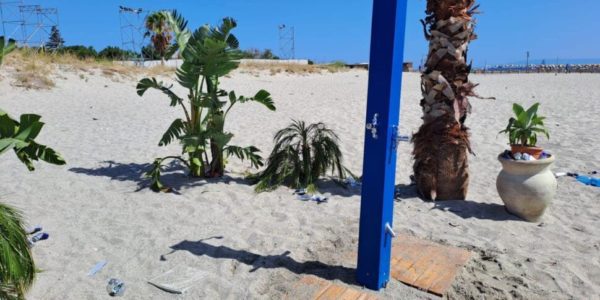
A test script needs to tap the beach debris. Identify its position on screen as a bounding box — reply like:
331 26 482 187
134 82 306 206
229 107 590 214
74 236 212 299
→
107 278 125 296
575 175 600 187
28 232 49 247
311 194 328 203
148 266 208 294
294 189 311 201
27 225 42 235
87 260 107 276
554 172 600 187
344 176 361 188
449 222 460 227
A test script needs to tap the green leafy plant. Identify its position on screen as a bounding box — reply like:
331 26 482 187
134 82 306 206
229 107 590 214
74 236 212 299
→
249 120 349 193
0 204 36 300
1 36 65 300
499 103 549 146
137 13 275 192
0 36 16 65
0 110 66 170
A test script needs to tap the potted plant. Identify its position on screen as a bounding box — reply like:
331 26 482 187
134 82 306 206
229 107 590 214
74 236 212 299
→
496 103 557 222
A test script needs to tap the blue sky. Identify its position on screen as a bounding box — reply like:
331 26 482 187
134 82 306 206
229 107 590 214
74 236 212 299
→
5 0 600 66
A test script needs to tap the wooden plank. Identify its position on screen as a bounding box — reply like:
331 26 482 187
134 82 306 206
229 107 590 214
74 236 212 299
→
293 276 377 300
390 233 471 297
317 284 348 300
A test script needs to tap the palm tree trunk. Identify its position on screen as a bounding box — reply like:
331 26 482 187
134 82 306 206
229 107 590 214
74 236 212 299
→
412 0 478 200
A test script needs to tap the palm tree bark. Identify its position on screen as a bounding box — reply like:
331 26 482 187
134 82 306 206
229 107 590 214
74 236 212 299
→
412 0 478 200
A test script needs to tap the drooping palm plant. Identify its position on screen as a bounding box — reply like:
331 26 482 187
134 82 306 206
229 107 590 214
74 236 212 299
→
144 11 173 64
250 120 348 193
412 0 479 200
0 204 35 300
1 36 65 300
137 14 275 192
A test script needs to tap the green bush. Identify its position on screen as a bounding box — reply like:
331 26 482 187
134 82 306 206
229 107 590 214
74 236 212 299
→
59 45 97 59
98 46 137 60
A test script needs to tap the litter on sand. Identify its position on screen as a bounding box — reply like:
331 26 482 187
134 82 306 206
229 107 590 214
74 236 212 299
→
554 171 600 187
28 232 49 247
107 278 125 296
148 265 209 294
87 260 107 276
27 225 42 235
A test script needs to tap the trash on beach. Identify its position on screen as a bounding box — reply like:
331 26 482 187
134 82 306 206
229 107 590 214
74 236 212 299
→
107 278 125 296
554 172 600 187
87 260 107 276
27 225 42 235
311 194 328 203
148 266 209 294
344 176 361 188
28 232 49 247
575 175 600 187
294 189 311 201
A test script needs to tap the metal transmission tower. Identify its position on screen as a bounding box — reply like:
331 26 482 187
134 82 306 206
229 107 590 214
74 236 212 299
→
19 5 58 47
0 1 59 48
119 5 146 61
278 24 295 59
0 0 24 41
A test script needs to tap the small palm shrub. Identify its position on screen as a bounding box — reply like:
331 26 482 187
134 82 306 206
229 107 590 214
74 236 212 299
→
0 204 36 300
1 36 65 299
250 120 349 193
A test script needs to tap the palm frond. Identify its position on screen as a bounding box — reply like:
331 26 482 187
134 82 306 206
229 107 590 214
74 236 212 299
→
0 203 35 299
224 145 263 169
251 120 347 192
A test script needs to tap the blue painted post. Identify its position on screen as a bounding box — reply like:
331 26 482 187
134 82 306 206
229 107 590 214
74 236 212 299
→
356 0 408 290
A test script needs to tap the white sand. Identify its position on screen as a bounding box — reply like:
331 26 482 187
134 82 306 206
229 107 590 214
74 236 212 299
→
1 68 599 299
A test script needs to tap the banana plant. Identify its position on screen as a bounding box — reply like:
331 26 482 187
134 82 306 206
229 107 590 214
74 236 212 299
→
0 36 16 65
137 15 275 192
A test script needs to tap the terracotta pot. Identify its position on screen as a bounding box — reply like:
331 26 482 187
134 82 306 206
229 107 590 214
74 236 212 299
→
496 153 557 222
510 144 543 159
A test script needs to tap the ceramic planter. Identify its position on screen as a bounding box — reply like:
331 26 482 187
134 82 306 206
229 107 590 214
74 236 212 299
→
496 153 557 222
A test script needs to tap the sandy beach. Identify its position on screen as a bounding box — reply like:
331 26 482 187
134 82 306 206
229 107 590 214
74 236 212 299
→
1 68 599 299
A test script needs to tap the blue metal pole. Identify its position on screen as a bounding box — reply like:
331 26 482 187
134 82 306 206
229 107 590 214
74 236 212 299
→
356 0 408 290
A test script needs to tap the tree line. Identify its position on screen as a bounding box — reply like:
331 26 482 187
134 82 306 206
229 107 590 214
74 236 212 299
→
43 24 279 61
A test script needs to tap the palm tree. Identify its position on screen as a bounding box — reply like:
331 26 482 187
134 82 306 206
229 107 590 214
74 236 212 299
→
0 204 35 300
144 11 172 65
412 0 479 200
250 120 348 193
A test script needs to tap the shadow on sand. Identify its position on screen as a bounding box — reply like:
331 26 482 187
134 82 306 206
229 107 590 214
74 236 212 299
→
69 160 252 193
395 183 520 221
162 236 357 285
431 200 520 221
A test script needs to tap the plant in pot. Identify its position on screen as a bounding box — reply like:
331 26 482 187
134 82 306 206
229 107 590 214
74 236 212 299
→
496 102 556 222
